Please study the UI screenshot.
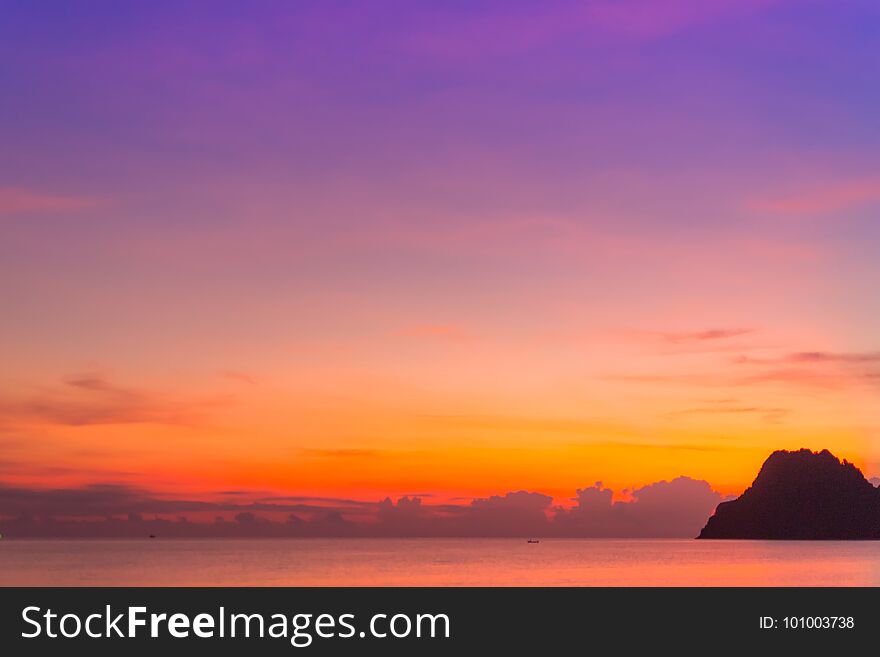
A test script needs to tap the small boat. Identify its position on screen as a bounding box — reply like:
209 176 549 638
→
527 539 539 544
149 534 156 539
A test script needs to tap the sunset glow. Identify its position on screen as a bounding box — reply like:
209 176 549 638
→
2 1 879 534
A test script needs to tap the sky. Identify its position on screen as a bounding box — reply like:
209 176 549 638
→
2 0 880 535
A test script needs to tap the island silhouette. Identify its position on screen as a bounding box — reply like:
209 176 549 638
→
698 448 880 539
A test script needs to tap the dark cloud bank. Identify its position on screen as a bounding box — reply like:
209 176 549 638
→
0 477 722 538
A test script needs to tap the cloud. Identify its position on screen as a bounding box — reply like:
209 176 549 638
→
660 328 755 344
671 404 789 424
419 413 635 440
218 370 259 385
0 477 723 538
0 187 100 215
584 441 732 453
739 368 851 389
748 176 880 216
735 351 880 365
399 324 470 342
0 483 371 530
613 327 758 353
409 0 779 59
299 448 385 459
790 351 880 364
258 495 376 507
604 343 880 392
458 491 554 536
375 496 434 535
730 350 880 389
601 333 880 393
554 477 722 537
0 372 231 427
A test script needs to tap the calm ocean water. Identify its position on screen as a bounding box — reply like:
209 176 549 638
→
2 538 880 586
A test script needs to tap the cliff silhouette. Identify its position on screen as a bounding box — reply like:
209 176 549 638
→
698 449 880 539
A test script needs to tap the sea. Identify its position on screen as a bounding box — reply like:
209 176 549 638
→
2 538 880 586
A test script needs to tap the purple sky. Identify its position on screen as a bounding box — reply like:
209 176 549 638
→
2 1 880 535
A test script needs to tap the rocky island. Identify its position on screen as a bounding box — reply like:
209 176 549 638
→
698 448 880 539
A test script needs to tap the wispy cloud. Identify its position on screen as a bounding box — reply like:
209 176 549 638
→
418 413 637 439
299 448 386 459
409 0 780 59
0 373 231 427
0 187 101 215
604 338 880 392
671 405 789 424
605 367 852 391
218 370 259 385
581 441 736 453
747 176 880 216
398 324 471 342
735 351 880 365
661 328 755 344
730 350 880 389
615 327 757 350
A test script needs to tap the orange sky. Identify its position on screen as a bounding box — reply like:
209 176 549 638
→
2 0 880 511
1 320 875 505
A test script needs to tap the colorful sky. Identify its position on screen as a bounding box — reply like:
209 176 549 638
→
2 1 880 534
